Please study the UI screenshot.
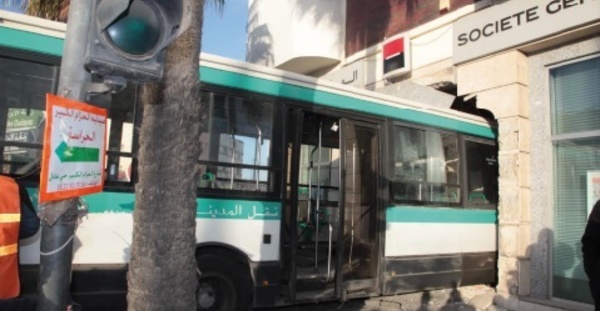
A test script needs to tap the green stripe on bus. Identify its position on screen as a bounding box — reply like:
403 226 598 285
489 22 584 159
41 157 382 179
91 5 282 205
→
84 191 135 213
386 206 497 224
200 67 496 139
0 27 63 56
81 192 281 220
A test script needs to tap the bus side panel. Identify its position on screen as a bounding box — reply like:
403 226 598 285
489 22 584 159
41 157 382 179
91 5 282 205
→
18 192 282 309
195 218 280 261
383 206 497 295
195 198 281 262
382 252 497 295
20 194 282 264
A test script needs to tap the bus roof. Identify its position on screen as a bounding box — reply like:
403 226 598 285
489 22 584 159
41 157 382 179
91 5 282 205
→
0 9 495 139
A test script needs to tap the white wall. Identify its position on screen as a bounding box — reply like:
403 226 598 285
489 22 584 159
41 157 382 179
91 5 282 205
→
246 0 345 74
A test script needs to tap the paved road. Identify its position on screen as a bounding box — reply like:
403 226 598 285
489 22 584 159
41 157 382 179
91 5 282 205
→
258 285 503 311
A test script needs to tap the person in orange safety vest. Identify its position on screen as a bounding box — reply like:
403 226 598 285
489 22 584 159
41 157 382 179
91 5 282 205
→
0 175 23 299
0 175 39 306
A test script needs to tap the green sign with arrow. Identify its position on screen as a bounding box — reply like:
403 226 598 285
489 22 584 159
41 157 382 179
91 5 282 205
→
54 141 100 163
40 94 107 203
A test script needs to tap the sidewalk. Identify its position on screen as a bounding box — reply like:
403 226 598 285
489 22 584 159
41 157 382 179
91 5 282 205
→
361 285 503 311
266 285 591 311
360 285 587 311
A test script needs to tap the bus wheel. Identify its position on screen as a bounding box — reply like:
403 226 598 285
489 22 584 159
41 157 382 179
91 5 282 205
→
196 253 252 311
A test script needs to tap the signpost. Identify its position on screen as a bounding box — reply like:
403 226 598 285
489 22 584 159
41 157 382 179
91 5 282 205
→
37 95 106 310
40 94 107 203
36 1 93 309
34 1 191 309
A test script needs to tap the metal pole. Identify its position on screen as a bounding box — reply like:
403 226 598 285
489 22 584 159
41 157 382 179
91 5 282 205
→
37 0 92 310
314 122 322 270
37 200 78 311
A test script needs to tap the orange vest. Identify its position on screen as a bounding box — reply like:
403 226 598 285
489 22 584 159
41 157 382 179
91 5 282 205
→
0 175 21 299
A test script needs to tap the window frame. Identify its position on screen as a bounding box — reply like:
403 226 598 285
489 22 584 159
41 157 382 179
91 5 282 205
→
196 86 284 200
547 54 600 302
0 47 142 191
0 47 60 184
389 121 462 207
102 84 141 190
461 135 498 210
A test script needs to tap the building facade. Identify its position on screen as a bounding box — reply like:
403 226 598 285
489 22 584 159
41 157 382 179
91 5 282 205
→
247 0 600 310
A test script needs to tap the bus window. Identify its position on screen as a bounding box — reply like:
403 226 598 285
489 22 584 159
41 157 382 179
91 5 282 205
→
0 56 57 177
465 140 498 206
104 85 138 184
298 144 340 203
391 125 460 204
198 92 276 193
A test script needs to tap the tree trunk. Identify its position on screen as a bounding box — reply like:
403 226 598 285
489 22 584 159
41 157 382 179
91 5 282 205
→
127 1 204 310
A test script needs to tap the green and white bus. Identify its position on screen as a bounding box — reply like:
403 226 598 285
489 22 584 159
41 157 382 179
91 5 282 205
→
0 10 499 310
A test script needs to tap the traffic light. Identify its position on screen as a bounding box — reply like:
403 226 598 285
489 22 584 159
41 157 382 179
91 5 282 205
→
84 0 191 82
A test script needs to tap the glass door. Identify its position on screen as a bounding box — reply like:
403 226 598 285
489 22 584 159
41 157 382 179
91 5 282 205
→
283 113 381 302
338 119 380 298
284 111 341 302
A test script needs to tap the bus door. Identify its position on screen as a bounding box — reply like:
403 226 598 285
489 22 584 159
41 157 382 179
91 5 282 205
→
337 118 381 299
283 111 380 303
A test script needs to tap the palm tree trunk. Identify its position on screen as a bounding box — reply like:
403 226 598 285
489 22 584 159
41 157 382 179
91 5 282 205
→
127 0 204 310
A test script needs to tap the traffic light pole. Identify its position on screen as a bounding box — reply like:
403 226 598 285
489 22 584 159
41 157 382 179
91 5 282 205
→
37 0 92 310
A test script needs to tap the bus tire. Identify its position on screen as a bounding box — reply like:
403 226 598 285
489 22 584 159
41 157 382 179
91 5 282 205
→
196 253 253 311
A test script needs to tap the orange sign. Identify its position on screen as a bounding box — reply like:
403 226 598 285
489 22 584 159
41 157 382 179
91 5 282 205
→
39 94 107 203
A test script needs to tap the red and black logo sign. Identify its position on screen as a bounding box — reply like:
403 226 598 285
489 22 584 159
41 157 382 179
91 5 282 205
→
383 37 405 74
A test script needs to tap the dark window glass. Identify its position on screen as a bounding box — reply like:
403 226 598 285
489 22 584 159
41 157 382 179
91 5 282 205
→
0 55 139 185
104 85 138 184
0 56 56 176
465 140 498 205
391 125 460 204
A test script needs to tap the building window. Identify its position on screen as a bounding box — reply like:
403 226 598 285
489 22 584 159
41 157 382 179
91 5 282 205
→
551 56 600 303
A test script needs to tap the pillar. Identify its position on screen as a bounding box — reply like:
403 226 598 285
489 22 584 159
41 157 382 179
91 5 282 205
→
456 50 531 307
